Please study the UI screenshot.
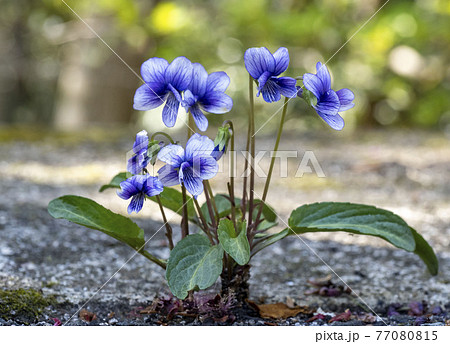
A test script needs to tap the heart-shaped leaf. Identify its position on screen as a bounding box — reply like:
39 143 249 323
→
288 202 438 275
166 234 223 299
48 195 166 268
48 195 145 250
218 219 250 265
410 227 438 275
289 202 415 251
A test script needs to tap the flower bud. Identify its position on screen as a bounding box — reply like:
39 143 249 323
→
211 126 231 161
148 140 164 165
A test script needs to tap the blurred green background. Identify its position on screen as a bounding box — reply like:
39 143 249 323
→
1 0 449 134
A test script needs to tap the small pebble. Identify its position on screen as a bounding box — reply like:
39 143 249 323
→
108 318 118 325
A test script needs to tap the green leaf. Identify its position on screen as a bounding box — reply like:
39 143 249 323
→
200 194 239 223
200 194 277 227
252 228 290 255
218 219 250 265
410 227 439 275
150 188 196 221
48 195 145 250
99 172 196 221
289 202 416 251
166 234 223 299
253 200 277 223
99 172 127 192
288 202 439 274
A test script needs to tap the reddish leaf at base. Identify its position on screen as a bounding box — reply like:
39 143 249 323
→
329 309 352 323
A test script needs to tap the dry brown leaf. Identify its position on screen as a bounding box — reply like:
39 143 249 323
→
140 305 156 314
355 312 377 323
79 309 97 322
285 296 295 309
248 300 314 319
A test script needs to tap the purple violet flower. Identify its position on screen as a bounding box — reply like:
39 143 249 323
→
127 130 149 175
244 47 297 103
157 133 218 197
211 144 225 161
183 63 233 131
117 175 164 214
301 62 355 131
133 56 193 128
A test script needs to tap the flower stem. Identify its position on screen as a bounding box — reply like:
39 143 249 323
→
193 198 215 244
150 132 175 144
227 182 236 228
139 249 166 269
181 184 189 238
254 96 289 228
223 120 236 228
241 91 252 217
205 180 219 222
248 74 256 229
203 181 217 232
180 112 195 240
187 111 195 140
155 195 174 250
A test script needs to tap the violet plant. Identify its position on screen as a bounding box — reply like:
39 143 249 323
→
48 47 438 303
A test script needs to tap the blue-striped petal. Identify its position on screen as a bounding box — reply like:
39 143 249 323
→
141 57 168 85
244 47 276 80
157 164 181 187
314 89 340 116
336 88 355 112
157 144 184 166
165 56 192 91
179 162 204 196
162 92 180 128
128 193 145 214
272 47 290 76
185 134 215 160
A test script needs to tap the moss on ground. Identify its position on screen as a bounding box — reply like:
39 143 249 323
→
0 289 56 324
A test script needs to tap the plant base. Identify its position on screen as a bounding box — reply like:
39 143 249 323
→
220 264 251 305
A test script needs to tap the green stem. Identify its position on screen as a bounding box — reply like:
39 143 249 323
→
241 95 252 217
139 250 166 269
193 198 215 244
181 184 189 238
253 97 289 230
187 111 195 139
248 74 256 229
155 195 174 250
179 113 195 240
203 181 217 233
223 121 236 228
150 131 175 144
205 180 219 222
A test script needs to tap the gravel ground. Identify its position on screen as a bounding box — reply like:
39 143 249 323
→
0 128 449 326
